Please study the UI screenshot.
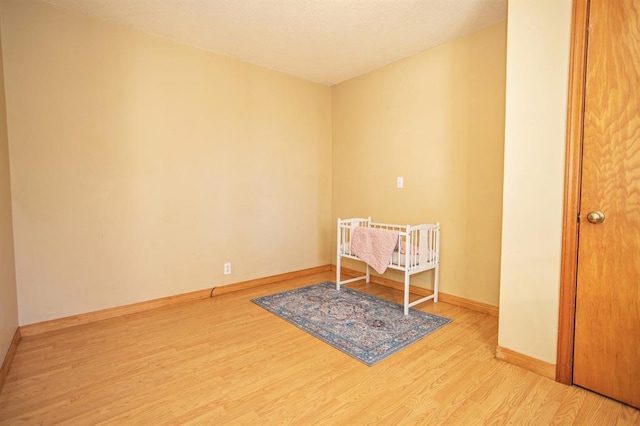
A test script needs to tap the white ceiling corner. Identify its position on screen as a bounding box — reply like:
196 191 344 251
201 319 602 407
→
41 0 507 85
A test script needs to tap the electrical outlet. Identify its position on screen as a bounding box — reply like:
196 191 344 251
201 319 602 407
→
397 176 404 188
223 262 231 275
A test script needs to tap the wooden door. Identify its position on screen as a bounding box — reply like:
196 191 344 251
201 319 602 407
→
573 0 640 409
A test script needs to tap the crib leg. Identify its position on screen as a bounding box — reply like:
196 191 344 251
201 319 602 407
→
336 255 341 290
365 264 370 283
404 271 410 315
434 264 440 303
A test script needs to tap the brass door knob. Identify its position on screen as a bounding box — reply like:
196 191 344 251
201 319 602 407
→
586 211 605 224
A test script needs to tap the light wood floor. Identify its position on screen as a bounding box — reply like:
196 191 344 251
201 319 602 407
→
0 271 638 424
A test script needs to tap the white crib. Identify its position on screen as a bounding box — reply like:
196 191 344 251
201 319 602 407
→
336 217 441 315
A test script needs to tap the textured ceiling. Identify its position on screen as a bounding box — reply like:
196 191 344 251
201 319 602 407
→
42 0 506 85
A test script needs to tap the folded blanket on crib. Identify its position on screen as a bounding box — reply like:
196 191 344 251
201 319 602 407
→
350 227 399 274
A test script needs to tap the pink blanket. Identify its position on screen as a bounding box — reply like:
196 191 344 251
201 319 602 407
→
350 227 399 274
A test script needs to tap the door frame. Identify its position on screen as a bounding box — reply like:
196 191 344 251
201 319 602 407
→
557 0 590 385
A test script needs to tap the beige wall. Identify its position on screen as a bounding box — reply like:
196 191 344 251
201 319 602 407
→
0 9 18 359
4 0 571 359
332 22 506 306
1 0 332 325
498 0 573 364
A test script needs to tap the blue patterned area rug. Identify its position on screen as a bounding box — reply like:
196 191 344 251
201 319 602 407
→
252 281 452 366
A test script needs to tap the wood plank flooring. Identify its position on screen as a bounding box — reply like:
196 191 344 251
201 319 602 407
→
0 271 638 424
